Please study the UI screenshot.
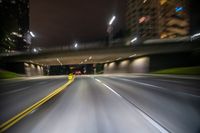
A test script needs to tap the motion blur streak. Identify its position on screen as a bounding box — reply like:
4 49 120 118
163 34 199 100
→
0 75 199 133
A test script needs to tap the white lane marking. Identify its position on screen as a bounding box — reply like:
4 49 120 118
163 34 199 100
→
96 78 117 95
102 83 121 97
116 78 166 90
113 77 200 97
95 79 102 83
95 78 169 133
139 112 169 133
0 86 31 95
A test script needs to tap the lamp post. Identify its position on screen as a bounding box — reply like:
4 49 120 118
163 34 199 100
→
107 15 116 46
26 31 35 52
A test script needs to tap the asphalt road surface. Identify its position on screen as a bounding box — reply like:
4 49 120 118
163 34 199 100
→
0 75 200 133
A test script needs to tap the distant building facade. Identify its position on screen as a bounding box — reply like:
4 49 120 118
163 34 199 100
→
0 0 30 52
126 0 189 41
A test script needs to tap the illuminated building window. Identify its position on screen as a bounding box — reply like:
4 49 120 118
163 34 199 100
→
175 7 183 12
139 16 150 23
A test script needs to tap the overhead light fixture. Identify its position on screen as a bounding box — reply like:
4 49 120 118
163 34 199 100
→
30 31 35 37
191 32 200 38
116 57 122 60
74 43 78 48
11 32 22 37
33 48 37 53
143 0 147 3
57 58 63 66
85 59 87 62
7 37 12 41
109 16 116 25
106 60 110 62
131 37 138 43
89 56 92 60
129 54 137 58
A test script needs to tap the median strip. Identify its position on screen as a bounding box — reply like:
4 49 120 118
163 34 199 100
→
0 76 75 133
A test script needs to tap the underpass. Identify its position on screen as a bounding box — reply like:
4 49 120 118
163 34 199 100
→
0 41 200 133
1 40 200 76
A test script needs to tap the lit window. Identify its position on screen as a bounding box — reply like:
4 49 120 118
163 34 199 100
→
175 7 183 12
160 0 167 5
139 16 150 23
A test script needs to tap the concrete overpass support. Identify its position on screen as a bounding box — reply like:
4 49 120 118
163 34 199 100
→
24 63 44 76
104 57 150 74
129 57 150 73
103 52 200 74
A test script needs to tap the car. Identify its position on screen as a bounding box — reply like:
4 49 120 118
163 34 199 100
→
74 70 81 75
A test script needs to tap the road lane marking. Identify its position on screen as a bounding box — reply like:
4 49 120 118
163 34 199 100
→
139 112 169 133
0 77 75 133
102 83 121 97
95 78 170 133
113 77 200 97
95 79 102 83
115 78 165 90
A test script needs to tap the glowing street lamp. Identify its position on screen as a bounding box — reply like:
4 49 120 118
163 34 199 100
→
74 43 78 48
30 31 35 37
131 37 138 43
107 15 116 46
109 16 116 25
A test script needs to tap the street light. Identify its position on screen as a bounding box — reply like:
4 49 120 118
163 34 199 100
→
74 43 78 48
191 32 200 41
107 15 116 46
57 58 63 66
131 37 138 43
33 48 37 53
109 16 116 25
30 31 35 37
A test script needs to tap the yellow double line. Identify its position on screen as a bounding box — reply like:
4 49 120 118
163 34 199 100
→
0 77 75 133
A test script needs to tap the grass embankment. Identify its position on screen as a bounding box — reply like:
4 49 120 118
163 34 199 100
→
153 66 200 75
0 70 18 79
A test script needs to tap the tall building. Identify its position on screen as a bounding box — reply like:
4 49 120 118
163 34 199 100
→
159 0 189 39
126 0 189 41
0 0 30 52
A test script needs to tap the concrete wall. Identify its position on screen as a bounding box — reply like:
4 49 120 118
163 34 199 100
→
24 63 44 76
104 57 150 73
103 52 200 74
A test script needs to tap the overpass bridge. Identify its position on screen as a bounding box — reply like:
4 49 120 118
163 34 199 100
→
0 39 200 75
1 40 199 65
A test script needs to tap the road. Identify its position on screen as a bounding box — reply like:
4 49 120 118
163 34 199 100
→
0 76 68 124
0 75 200 133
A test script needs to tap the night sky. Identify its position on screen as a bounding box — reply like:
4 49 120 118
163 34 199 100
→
30 0 126 48
30 0 200 48
189 0 200 34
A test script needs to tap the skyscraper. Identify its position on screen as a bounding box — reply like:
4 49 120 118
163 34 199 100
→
0 0 30 52
159 0 189 39
126 0 189 41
